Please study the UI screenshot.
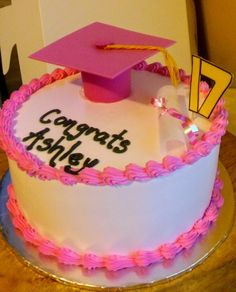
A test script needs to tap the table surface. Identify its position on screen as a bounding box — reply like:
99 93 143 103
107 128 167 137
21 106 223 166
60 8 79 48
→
0 132 235 292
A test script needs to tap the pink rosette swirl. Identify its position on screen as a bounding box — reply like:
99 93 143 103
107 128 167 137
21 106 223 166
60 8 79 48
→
78 168 103 185
153 249 164 262
37 165 58 180
204 203 219 222
210 126 226 138
181 149 201 164
51 68 68 80
211 103 223 119
211 118 228 131
214 176 224 192
12 214 27 231
133 61 148 71
146 62 162 73
82 253 103 270
19 84 33 97
0 111 9 129
193 218 210 235
132 250 158 267
101 167 130 185
6 197 20 216
39 73 55 87
15 149 42 176
202 131 221 145
23 160 41 177
210 112 228 135
212 191 224 209
158 243 182 260
211 106 227 121
157 66 170 77
10 90 28 105
57 248 80 265
1 99 18 119
162 155 184 172
16 155 39 176
6 186 20 216
193 141 212 157
38 240 58 256
10 137 25 155
104 255 133 271
214 109 228 122
28 78 41 93
64 67 80 76
125 163 150 181
145 160 169 177
7 91 21 108
22 226 43 246
215 98 225 111
176 229 199 249
3 142 16 161
57 167 79 185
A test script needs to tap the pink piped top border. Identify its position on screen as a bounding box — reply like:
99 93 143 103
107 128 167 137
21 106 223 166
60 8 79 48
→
0 63 228 186
7 172 224 271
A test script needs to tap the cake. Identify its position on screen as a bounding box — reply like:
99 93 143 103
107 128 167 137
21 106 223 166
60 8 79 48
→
0 23 228 271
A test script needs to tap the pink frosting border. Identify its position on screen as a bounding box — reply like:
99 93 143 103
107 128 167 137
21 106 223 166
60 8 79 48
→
6 172 224 271
0 64 228 186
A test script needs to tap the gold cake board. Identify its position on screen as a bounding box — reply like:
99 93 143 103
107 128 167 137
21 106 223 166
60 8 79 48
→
0 162 234 290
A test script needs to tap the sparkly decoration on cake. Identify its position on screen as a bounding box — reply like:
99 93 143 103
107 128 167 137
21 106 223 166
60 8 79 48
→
30 22 175 103
151 96 199 144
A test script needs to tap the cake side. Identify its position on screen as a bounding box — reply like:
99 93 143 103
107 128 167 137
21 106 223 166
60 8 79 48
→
6 171 224 270
8 144 219 255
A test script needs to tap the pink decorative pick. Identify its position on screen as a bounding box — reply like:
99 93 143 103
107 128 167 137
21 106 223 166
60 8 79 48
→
151 97 199 144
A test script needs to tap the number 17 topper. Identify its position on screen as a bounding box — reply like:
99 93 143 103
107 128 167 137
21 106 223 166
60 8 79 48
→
189 55 233 119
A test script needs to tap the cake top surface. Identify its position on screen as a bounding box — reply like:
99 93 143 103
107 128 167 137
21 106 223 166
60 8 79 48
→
0 65 228 186
30 22 174 80
14 70 189 172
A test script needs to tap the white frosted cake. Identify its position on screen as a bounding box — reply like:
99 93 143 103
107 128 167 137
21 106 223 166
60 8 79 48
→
0 64 226 270
0 23 228 271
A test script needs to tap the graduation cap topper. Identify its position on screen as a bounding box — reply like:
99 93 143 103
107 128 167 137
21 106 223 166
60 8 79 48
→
30 22 177 103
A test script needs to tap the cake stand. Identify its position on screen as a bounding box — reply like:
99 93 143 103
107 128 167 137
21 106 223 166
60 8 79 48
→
0 163 234 290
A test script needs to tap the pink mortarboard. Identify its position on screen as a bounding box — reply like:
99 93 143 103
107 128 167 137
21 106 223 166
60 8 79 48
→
30 22 175 103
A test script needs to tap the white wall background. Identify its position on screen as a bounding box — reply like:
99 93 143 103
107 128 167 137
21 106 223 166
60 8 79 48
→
1 0 196 83
0 0 46 83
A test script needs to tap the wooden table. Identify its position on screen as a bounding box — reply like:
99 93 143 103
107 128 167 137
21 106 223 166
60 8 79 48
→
0 132 235 291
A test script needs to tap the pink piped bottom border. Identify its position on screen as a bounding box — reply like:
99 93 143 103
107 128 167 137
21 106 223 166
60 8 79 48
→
6 173 224 271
